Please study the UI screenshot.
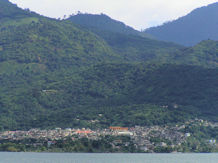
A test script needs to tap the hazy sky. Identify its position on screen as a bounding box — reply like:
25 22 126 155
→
9 0 218 30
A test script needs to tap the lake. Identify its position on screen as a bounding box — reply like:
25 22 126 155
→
0 152 218 163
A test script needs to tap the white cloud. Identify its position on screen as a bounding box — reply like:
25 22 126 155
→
9 0 218 30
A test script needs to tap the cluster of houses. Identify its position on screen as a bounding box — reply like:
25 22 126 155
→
0 118 217 152
129 125 186 151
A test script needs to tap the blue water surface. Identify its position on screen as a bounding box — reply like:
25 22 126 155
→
0 152 218 163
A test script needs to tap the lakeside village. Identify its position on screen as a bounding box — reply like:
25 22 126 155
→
0 119 218 153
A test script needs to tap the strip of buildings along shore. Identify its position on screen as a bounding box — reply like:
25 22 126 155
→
0 119 218 152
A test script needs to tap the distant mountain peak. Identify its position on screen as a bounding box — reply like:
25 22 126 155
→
145 2 218 46
0 0 10 3
0 0 39 20
67 13 141 35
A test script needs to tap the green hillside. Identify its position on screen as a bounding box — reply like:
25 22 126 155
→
68 13 142 36
0 63 217 130
0 0 34 19
0 0 217 130
0 18 119 69
88 30 182 63
172 40 218 68
68 16 218 68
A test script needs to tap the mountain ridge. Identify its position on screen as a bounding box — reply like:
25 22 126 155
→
144 2 218 46
68 13 142 36
0 0 217 130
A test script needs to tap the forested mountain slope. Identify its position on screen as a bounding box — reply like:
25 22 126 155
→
0 63 217 130
68 14 183 63
0 0 37 20
0 18 118 70
0 1 122 71
145 2 218 46
86 30 182 63
68 13 142 36
0 0 217 130
172 40 218 68
68 13 218 68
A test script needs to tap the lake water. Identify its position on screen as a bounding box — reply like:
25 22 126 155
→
0 152 218 163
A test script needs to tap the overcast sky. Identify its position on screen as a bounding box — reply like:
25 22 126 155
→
9 0 218 30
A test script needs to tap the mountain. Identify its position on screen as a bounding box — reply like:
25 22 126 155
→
0 18 118 69
68 18 218 68
67 12 218 68
0 0 218 130
0 0 39 22
0 2 120 71
145 2 218 46
68 13 142 36
67 14 184 63
0 1 118 130
172 40 218 68
1 62 217 130
87 30 183 63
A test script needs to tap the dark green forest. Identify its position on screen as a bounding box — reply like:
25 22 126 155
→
68 13 142 36
0 136 139 153
0 0 217 130
68 14 218 68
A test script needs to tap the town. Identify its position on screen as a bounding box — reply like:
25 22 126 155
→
0 119 218 153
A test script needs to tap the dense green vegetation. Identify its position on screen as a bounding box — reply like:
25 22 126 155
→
69 15 218 68
0 136 139 153
68 13 143 36
178 126 218 152
172 40 218 68
0 0 37 20
85 30 182 63
145 2 218 46
0 62 217 130
0 0 217 130
0 19 118 70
